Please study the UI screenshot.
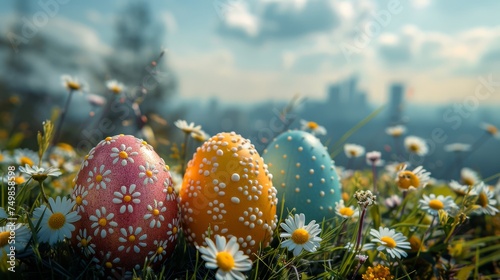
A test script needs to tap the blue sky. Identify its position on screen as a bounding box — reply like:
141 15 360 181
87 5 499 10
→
2 0 500 105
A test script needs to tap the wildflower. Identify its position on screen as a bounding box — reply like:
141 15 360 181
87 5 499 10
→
461 167 480 186
396 165 430 190
191 130 210 142
365 227 411 259
106 80 125 94
0 150 12 164
300 120 327 135
480 123 500 139
87 93 106 107
344 143 365 158
198 235 253 280
61 74 86 91
3 170 29 186
366 151 384 166
174 120 203 135
19 164 62 182
449 180 470 196
384 162 407 178
419 194 458 217
13 148 38 167
0 224 31 257
385 125 406 137
354 190 377 208
384 194 402 209
362 264 394 280
408 235 426 252
280 213 322 256
335 200 359 220
471 182 499 216
32 196 81 245
444 143 471 152
404 136 428 156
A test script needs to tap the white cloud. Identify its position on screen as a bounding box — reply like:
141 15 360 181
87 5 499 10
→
411 0 431 9
224 2 260 36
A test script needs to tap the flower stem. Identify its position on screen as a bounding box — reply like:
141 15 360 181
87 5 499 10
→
38 181 52 211
355 207 367 251
371 163 378 195
53 89 75 145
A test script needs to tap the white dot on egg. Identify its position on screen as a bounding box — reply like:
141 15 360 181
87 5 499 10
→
309 169 314 174
311 156 316 161
321 178 325 183
203 170 210 176
231 173 240 182
281 183 286 188
283 154 287 159
330 189 335 194
287 136 292 141
321 165 325 170
306 199 311 203
216 149 223 156
275 144 279 149
319 206 324 210
231 197 240 204
295 175 300 180
296 162 301 167
308 183 313 188
298 146 303 152
295 188 300 193
320 191 325 197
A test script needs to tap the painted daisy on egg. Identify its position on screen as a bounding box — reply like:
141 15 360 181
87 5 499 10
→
71 184 89 213
144 199 167 228
471 182 499 216
87 164 111 190
76 228 96 257
300 119 327 136
395 165 431 191
149 239 169 263
32 196 81 245
163 179 177 201
138 162 159 185
198 235 253 280
166 218 180 242
280 213 322 256
419 194 458 217
81 147 96 167
89 207 118 238
99 136 117 147
117 226 148 253
110 144 138 166
364 227 411 259
404 135 428 156
112 184 141 214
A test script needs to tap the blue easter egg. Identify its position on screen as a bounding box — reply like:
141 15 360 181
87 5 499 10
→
262 130 341 222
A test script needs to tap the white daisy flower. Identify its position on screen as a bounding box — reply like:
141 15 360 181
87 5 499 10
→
419 194 458 217
0 223 31 257
112 184 141 214
76 228 96 257
61 74 86 91
144 200 166 228
87 164 111 190
300 120 327 136
444 143 471 153
449 180 470 196
71 184 89 213
163 179 177 201
89 207 118 238
335 200 359 220
404 136 428 156
191 130 210 141
174 119 203 135
480 123 500 139
138 162 159 185
396 165 431 191
366 151 384 166
118 226 147 253
13 148 38 167
197 235 253 280
280 213 322 256
3 170 29 186
344 143 365 158
32 196 81 245
19 164 62 181
461 167 480 186
149 239 169 263
106 80 125 94
364 227 411 259
385 125 406 137
471 182 499 216
110 144 138 166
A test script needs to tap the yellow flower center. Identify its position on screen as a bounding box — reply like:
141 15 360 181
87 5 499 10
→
146 170 153 177
0 231 10 247
478 192 489 208
84 154 89 160
119 151 128 159
128 235 136 242
14 176 25 185
19 156 33 167
486 125 498 135
409 235 423 252
156 246 164 254
342 192 349 202
141 141 148 146
339 207 355 217
428 199 444 210
349 150 357 157
165 165 170 171
76 195 83 205
110 85 121 94
80 238 88 247
95 174 103 182
172 226 178 234
307 121 319 129
380 236 397 248
408 144 420 153
152 209 160 216
105 136 113 141
105 261 113 269
123 195 132 202
66 81 81 90
397 171 420 190
391 131 403 137
48 212 66 230
98 218 107 227
462 177 475 186
216 251 235 272
0 154 3 161
57 143 74 152
167 187 174 194
291 228 309 245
